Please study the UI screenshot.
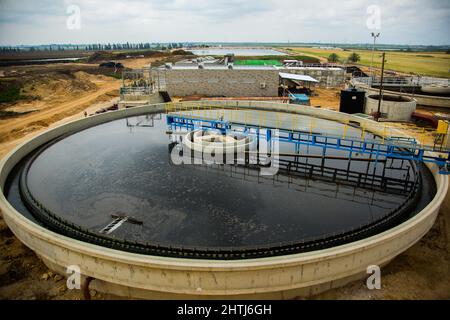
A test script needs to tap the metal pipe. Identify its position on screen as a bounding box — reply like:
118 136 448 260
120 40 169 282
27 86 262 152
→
376 52 386 122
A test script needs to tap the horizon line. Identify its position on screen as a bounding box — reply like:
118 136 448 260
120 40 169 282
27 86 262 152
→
1 42 449 48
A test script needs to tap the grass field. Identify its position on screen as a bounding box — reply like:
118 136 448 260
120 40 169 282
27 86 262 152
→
228 55 320 64
285 47 450 78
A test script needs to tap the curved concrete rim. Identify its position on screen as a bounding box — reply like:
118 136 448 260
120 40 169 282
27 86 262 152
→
0 100 447 298
367 94 415 103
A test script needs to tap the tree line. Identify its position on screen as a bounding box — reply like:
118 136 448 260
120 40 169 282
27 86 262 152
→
0 42 185 52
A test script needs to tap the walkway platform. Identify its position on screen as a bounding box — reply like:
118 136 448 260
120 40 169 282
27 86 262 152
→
166 112 450 174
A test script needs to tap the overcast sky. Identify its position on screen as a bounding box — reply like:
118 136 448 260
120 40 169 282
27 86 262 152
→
0 0 449 45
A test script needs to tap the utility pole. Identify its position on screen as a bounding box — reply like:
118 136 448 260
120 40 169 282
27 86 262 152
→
375 52 386 122
370 33 380 82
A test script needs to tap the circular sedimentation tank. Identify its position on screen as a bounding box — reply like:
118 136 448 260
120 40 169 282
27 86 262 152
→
0 101 447 299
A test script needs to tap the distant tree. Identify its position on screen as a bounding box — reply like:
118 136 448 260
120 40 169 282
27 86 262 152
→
348 52 361 63
446 49 450 54
328 53 340 63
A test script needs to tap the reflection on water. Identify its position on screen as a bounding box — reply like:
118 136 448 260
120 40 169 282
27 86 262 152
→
22 111 416 248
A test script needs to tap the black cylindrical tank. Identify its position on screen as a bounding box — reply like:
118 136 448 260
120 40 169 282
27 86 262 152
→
340 88 366 114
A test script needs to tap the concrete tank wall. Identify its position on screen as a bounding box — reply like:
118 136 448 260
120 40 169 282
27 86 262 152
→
0 101 447 299
354 83 450 109
365 94 417 121
118 92 165 109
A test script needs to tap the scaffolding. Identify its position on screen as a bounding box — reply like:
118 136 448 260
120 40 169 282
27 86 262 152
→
120 66 154 96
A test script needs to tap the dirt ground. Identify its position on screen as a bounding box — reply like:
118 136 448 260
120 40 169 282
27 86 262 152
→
309 87 342 110
116 57 164 69
0 67 449 299
0 75 119 147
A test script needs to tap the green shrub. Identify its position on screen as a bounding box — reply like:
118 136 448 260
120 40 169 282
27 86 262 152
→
348 52 361 63
328 53 340 62
0 83 25 103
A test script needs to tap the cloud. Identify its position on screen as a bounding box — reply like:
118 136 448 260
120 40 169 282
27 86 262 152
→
0 0 448 45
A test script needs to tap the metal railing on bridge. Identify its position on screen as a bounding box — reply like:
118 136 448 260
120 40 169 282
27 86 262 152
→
352 76 450 87
165 106 450 174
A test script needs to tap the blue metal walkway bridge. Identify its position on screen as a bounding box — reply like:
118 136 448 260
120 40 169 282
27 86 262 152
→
166 113 450 174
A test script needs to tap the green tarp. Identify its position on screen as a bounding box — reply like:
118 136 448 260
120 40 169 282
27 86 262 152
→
234 59 282 66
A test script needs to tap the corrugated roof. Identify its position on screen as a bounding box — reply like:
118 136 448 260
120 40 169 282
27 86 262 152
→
279 72 319 83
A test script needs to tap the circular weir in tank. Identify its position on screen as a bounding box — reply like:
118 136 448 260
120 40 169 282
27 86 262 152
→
4 108 436 260
183 129 257 155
